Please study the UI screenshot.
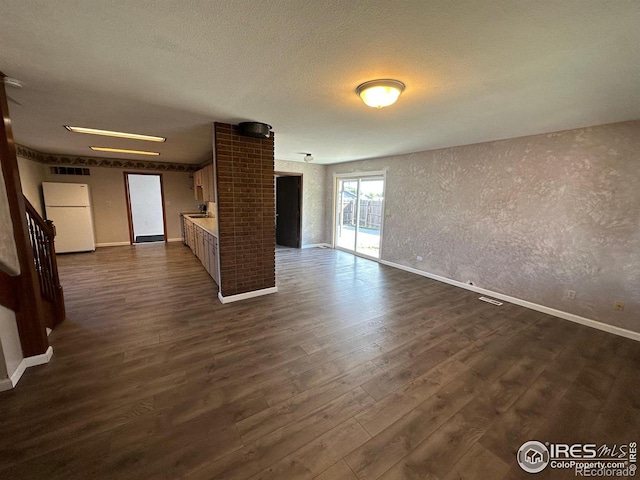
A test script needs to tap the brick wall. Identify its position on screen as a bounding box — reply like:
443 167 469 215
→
214 122 275 297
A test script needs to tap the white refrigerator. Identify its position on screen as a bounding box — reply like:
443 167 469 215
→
42 182 96 253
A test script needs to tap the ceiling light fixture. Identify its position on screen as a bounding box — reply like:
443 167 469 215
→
356 79 405 108
90 147 160 156
65 126 166 142
304 153 313 163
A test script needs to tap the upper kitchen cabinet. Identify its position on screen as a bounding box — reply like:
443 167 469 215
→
193 168 202 200
193 164 216 202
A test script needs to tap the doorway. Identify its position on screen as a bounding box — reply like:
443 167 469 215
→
334 173 385 258
275 173 302 248
124 173 167 244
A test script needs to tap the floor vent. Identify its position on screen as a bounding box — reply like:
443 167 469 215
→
135 235 165 243
479 296 503 306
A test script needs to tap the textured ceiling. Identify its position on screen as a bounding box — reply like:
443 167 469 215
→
1 1 639 165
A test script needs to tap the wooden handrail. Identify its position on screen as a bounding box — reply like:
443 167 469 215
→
1 69 49 356
24 199 55 238
23 196 65 327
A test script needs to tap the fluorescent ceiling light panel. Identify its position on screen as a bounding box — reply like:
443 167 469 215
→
90 147 160 156
65 126 166 142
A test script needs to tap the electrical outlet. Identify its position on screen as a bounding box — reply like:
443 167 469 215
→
614 300 625 311
416 255 423 261
566 290 576 300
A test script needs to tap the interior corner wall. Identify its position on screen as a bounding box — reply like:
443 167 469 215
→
17 156 46 216
215 123 276 297
275 159 328 246
325 120 640 333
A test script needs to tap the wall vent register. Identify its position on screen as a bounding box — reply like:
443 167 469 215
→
50 166 90 176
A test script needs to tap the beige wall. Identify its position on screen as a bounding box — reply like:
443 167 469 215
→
17 156 46 216
275 159 327 246
18 156 199 245
326 120 640 333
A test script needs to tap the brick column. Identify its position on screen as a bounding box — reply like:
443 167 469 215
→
214 122 276 299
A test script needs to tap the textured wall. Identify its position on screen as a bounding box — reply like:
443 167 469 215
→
215 123 276 297
275 159 327 246
0 167 19 275
326 121 640 333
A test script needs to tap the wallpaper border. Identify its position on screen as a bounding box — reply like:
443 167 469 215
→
15 144 199 173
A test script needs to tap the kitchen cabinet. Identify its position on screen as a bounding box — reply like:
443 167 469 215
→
210 234 219 284
184 219 196 254
193 164 216 202
196 227 204 260
182 215 219 286
202 230 219 284
203 233 210 275
193 169 203 200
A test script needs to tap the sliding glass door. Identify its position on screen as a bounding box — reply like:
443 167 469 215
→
335 174 385 258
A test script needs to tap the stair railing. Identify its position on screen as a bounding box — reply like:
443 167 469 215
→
24 197 65 327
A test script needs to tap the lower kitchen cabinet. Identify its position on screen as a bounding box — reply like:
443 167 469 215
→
183 217 219 286
209 233 219 284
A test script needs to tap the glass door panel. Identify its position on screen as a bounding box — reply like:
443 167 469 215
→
335 179 358 251
356 178 384 258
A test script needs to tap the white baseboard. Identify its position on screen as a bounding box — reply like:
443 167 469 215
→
377 259 640 343
97 239 182 247
218 286 278 304
0 346 54 392
0 378 12 392
96 241 130 248
302 243 332 249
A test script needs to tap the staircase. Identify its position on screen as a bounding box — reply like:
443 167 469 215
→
24 197 65 329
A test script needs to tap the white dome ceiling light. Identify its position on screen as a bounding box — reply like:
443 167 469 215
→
356 79 405 108
303 153 313 162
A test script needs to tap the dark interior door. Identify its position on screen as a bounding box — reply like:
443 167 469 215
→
276 175 301 248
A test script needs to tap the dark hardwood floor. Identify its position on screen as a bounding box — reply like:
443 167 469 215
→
1 243 638 479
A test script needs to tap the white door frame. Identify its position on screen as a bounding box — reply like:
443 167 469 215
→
332 170 387 261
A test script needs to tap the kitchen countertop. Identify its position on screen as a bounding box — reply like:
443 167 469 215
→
184 214 218 237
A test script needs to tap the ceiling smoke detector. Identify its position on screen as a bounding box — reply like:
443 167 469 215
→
303 153 313 163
